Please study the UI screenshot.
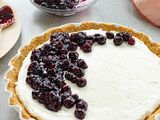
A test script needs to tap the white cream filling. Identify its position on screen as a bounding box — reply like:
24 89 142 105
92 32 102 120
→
16 30 160 120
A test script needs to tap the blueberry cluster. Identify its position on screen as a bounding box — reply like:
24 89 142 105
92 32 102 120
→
27 32 90 119
111 32 136 46
26 31 135 119
70 32 107 53
34 0 79 9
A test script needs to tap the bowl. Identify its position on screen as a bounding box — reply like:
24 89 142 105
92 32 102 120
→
30 0 98 16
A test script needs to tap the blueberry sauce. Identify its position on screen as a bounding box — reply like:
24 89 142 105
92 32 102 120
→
0 6 14 25
26 31 135 119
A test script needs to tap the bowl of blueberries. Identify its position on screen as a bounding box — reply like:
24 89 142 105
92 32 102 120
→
30 0 98 16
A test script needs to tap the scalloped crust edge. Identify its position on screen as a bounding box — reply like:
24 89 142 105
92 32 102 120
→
5 21 160 120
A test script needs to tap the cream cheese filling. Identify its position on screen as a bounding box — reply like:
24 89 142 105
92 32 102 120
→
16 30 160 120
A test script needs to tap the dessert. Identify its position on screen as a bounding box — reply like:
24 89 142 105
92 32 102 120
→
6 22 160 120
0 5 15 29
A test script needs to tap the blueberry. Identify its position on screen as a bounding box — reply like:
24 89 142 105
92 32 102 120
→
128 37 135 45
31 49 42 62
63 96 76 108
85 35 96 43
65 72 74 80
86 40 93 46
26 77 32 85
59 54 67 60
55 41 63 49
28 61 38 72
72 67 84 78
70 75 78 83
76 78 87 87
61 85 72 100
61 59 70 70
70 32 87 46
37 92 45 104
46 102 62 112
113 36 123 46
68 42 78 51
61 85 71 94
72 94 79 101
77 59 88 69
68 51 79 60
76 99 88 110
51 32 69 43
106 32 114 39
43 44 52 51
94 34 106 45
60 48 68 55
32 91 39 100
80 43 92 53
122 32 131 41
116 32 123 37
75 109 86 119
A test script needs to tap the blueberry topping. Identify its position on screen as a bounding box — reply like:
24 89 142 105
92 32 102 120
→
61 59 70 70
31 49 42 62
63 96 76 108
122 32 131 41
75 109 86 119
128 37 135 45
76 99 88 110
115 32 132 42
85 35 96 43
113 36 123 46
86 40 93 46
116 32 123 38
94 34 106 45
55 41 63 49
0 6 14 25
76 78 87 87
68 51 79 60
80 43 92 53
106 32 114 39
68 42 78 51
77 59 88 69
72 67 84 78
70 32 87 46
65 72 74 80
72 94 79 101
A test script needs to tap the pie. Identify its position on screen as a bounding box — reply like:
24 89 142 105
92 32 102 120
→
6 22 160 120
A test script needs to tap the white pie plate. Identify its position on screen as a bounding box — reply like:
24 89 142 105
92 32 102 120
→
0 0 21 58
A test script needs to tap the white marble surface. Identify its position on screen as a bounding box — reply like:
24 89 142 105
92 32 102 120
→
0 0 159 120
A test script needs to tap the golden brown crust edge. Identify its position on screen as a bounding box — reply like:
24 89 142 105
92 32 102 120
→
6 22 160 120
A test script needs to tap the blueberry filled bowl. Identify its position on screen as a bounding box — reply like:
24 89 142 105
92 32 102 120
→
30 0 97 16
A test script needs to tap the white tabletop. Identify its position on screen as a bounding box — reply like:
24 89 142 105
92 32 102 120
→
0 0 160 119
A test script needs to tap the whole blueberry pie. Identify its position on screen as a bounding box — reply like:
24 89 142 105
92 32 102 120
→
6 22 160 120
